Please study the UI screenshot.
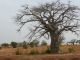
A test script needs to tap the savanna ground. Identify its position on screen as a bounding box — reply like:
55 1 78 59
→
0 45 80 60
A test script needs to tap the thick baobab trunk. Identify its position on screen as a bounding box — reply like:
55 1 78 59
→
50 32 59 54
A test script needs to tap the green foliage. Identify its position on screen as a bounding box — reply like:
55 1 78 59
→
22 41 27 49
11 41 17 48
29 40 39 47
68 48 75 53
1 43 9 47
41 40 47 46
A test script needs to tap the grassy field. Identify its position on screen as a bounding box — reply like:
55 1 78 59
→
0 45 80 60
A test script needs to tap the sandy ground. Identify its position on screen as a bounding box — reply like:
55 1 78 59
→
0 54 80 60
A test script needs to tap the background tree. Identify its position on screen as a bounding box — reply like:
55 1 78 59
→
76 40 80 44
41 40 47 46
29 40 39 47
17 42 23 47
22 41 27 49
15 0 80 53
11 41 17 48
1 43 9 48
67 39 76 45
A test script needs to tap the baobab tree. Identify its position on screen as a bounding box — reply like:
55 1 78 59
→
15 0 80 53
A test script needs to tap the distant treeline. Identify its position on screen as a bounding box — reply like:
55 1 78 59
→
0 40 48 49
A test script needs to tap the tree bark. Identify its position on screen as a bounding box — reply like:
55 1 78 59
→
50 32 59 54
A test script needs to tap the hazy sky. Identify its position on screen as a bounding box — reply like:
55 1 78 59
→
0 0 80 44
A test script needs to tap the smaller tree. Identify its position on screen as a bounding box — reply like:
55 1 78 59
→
17 42 23 47
41 40 47 46
68 39 76 45
22 41 28 49
29 40 39 47
76 40 80 44
11 41 17 48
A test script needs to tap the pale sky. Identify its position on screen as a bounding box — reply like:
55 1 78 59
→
0 0 80 44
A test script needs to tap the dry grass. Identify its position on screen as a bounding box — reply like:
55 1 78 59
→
0 45 80 60
0 45 80 55
0 46 48 55
60 45 80 53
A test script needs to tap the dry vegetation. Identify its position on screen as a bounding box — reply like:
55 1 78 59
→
0 45 80 60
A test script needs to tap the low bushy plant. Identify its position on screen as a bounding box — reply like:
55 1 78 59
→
68 48 75 53
29 40 39 47
15 49 22 55
11 41 17 48
29 49 39 55
22 41 27 49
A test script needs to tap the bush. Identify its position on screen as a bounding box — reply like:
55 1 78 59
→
29 40 39 47
29 49 39 55
68 48 75 53
11 41 17 48
41 47 51 54
15 49 21 55
22 41 27 49
41 40 47 46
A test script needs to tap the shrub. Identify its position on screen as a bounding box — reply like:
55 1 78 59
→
41 47 51 54
68 48 75 53
29 40 39 47
29 49 39 55
22 41 27 49
15 49 21 55
59 49 63 54
11 41 17 48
